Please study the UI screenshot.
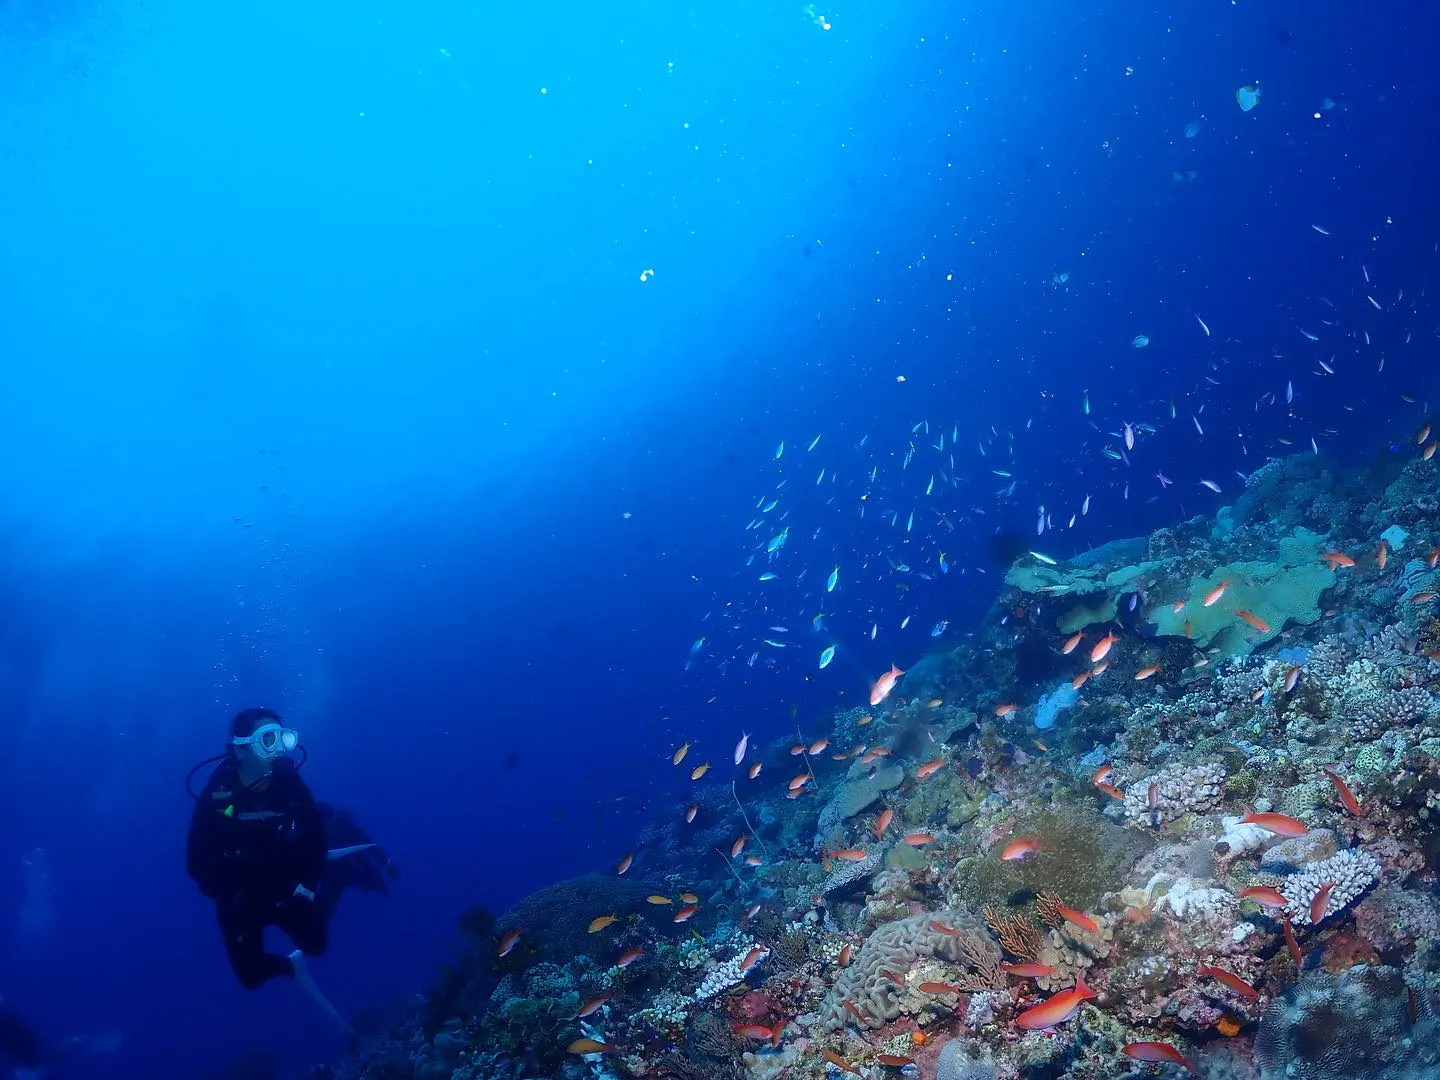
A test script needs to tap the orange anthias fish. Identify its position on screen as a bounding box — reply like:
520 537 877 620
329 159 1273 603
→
929 920 961 936
831 848 871 861
739 946 768 974
587 913 619 933
1282 915 1303 966
916 759 946 779
1092 763 1114 786
1235 609 1271 633
1198 964 1260 999
1310 881 1336 924
1090 631 1118 662
869 664 905 706
1322 765 1363 815
809 738 830 754
1134 664 1161 680
1283 665 1303 693
576 993 610 1018
1014 972 1097 1028
616 946 643 967
788 774 812 791
497 928 523 957
646 895 673 905
734 1023 782 1047
615 852 634 875
1203 580 1230 607
1238 885 1288 909
904 832 936 846
1239 811 1308 837
685 804 699 823
874 808 895 838
1071 671 1090 690
1056 905 1100 933
919 981 961 995
1378 539 1389 570
821 1050 861 1076
679 892 699 903
876 1055 915 1067
1096 781 1125 800
567 1037 609 1055
673 904 699 922
1122 1042 1196 1074
1061 631 1084 654
994 703 1018 717
1323 551 1356 569
1002 837 1042 861
748 762 763 779
731 835 747 858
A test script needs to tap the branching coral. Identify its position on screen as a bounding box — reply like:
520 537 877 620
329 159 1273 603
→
1281 849 1381 927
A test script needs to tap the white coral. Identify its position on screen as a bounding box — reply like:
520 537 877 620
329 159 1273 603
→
1163 875 1237 921
1282 849 1381 926
1123 762 1226 827
1218 814 1272 853
694 937 761 1002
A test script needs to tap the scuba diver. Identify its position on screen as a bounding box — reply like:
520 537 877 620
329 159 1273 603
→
186 708 396 1030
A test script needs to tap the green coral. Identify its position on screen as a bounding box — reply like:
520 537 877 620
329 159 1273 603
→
1145 528 1335 656
949 801 1151 912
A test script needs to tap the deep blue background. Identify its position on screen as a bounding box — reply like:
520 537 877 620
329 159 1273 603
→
1 0 1436 1075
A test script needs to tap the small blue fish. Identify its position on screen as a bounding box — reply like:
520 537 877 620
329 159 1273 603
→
812 614 825 632
938 552 949 574
826 566 839 593
766 528 788 554
775 441 784 460
931 620 949 637
818 645 836 669
759 572 778 581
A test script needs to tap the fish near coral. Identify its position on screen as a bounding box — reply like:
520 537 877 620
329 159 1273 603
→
1001 837 1042 861
1322 766 1363 816
1197 964 1260 999
587 913 618 933
1238 885 1288 909
1122 1042 1196 1074
1239 811 1307 836
1014 971 1097 1028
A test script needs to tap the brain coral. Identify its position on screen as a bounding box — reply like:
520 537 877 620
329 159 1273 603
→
816 910 1001 1030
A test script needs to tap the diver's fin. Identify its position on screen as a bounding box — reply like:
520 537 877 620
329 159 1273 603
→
287 950 354 1036
326 844 377 860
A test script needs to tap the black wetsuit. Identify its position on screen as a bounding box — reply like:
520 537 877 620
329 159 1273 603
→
187 757 329 989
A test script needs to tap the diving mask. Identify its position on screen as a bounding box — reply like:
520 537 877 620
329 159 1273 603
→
233 722 299 759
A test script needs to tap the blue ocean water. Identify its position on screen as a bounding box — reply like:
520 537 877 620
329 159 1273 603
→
0 0 1436 1076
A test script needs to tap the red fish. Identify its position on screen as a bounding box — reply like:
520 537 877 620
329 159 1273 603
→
876 1055 915 1067
1238 885 1288 909
1001 837 1042 861
869 664 904 706
497 928 523 957
918 981 961 995
1056 905 1100 933
903 832 935 846
1198 964 1260 999
673 904 699 922
616 946 643 967
1235 609 1271 633
1283 665 1302 693
1014 972 1097 1028
1095 781 1125 800
837 944 852 967
1122 1042 1196 1074
915 759 946 779
1310 881 1336 924
734 1023 781 1047
822 1049 861 1075
1061 631 1084 654
1321 766 1363 816
1134 664 1161 680
1203 580 1230 607
929 920 961 936
994 703 1018 717
1090 631 1118 662
1239 811 1308 837
874 808 894 838
576 994 610 1018
1282 916 1303 966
